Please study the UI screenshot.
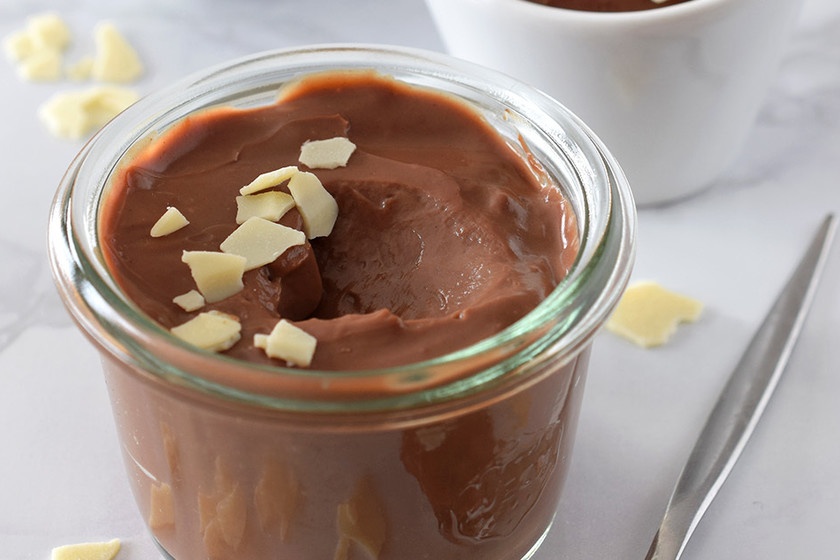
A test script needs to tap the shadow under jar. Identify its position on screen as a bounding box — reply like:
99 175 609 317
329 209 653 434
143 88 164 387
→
48 45 635 560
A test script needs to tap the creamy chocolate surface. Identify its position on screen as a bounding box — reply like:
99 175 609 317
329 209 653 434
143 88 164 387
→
101 72 578 370
524 0 693 11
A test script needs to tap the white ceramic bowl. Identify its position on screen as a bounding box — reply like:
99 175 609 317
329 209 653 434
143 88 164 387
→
426 0 804 205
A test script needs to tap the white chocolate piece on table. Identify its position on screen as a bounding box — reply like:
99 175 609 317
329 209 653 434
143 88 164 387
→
51 539 121 560
17 48 62 81
38 86 139 139
91 22 143 83
606 281 703 348
4 12 70 66
3 30 35 62
27 12 72 51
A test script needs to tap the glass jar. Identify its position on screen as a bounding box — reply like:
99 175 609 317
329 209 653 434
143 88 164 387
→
48 45 635 560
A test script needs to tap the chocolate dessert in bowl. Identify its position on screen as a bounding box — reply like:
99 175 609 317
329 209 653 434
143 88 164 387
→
48 45 635 560
524 0 694 11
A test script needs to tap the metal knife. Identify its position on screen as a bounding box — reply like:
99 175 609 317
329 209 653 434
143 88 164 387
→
644 214 838 560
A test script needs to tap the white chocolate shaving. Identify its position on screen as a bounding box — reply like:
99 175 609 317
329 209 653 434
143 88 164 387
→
66 55 94 81
220 217 306 271
299 136 356 169
38 85 139 139
235 191 295 224
258 320 317 367
4 13 70 82
253 333 269 349
181 250 246 303
51 539 121 560
287 171 339 239
17 48 62 81
4 13 70 64
27 12 72 51
606 281 703 348
150 206 189 237
3 30 35 62
173 289 205 312
240 166 299 196
171 310 242 352
91 22 143 83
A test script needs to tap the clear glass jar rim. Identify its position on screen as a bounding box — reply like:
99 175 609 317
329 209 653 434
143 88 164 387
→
48 44 636 413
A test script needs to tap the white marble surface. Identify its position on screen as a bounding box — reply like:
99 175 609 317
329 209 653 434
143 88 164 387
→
1 1 838 558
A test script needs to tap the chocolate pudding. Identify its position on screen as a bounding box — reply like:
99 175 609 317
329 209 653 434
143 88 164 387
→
104 347 590 560
100 71 578 370
524 0 694 11
95 71 588 559
49 46 636 560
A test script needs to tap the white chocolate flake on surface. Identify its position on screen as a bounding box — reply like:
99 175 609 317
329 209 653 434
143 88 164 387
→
235 191 296 224
4 13 70 81
150 206 189 237
26 12 72 51
606 281 703 348
17 48 62 81
287 171 339 239
170 310 242 352
38 86 139 139
239 166 299 196
181 251 246 303
91 22 143 83
172 289 205 312
3 30 35 62
51 539 121 560
259 320 317 367
220 217 306 271
299 136 356 169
